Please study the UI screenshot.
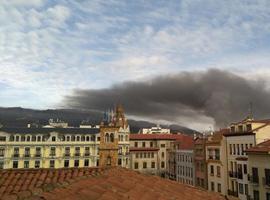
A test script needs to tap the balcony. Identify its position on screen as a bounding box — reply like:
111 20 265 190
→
24 154 30 158
74 153 81 157
12 154 19 158
228 190 238 197
64 153 70 157
35 154 41 158
248 175 259 184
229 171 237 178
263 177 270 188
237 172 243 180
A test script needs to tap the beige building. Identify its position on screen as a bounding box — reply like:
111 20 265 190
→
246 140 270 200
206 129 228 195
226 117 270 199
129 134 188 177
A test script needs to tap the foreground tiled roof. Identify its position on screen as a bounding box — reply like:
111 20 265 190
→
246 139 270 154
0 167 226 200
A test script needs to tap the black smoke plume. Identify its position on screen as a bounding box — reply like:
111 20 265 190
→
64 69 270 129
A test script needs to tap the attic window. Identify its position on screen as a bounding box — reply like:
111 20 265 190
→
0 137 6 142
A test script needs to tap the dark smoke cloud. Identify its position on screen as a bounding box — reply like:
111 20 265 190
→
64 69 270 129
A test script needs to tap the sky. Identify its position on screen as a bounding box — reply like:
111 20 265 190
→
1 0 270 129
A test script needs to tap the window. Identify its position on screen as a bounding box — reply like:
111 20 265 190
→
244 164 247 174
218 183 221 193
118 158 122 166
252 167 259 183
50 147 56 156
65 147 70 156
217 166 221 177
24 161 29 168
229 144 232 155
253 190 259 200
134 162 139 169
151 153 154 158
84 159 89 167
74 160 79 167
75 147 80 156
13 147 19 157
161 161 165 168
86 136 89 141
241 144 244 155
76 136 80 141
211 182 215 191
143 162 147 169
161 152 165 158
107 156 111 166
142 142 145 147
64 160 69 168
85 147 90 156
24 147 30 157
110 133 114 142
135 142 138 147
161 144 166 148
50 160 55 168
247 124 252 131
0 137 6 141
0 161 3 169
13 161 18 169
10 135 14 141
237 144 240 155
52 136 56 142
151 162 155 168
35 160 40 168
245 184 249 195
37 136 41 142
210 165 214 175
0 148 5 157
239 183 244 194
265 169 270 185
35 147 41 157
267 193 270 200
233 144 236 155
150 142 153 147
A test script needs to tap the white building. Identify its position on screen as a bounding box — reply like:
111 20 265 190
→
139 125 170 134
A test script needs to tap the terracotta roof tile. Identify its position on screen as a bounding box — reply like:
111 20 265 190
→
246 139 270 154
0 167 227 200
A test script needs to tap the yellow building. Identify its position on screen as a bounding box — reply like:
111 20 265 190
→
246 140 270 200
206 129 228 196
0 105 130 170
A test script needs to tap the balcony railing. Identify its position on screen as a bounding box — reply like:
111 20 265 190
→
24 154 30 158
13 154 19 158
64 153 70 157
35 154 41 158
248 175 259 184
228 190 238 197
229 171 237 178
263 177 270 187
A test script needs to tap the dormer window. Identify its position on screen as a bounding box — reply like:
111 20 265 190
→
52 136 56 142
238 125 243 132
246 124 252 132
230 126 235 133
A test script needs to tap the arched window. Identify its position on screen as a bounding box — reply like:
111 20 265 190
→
61 135 65 141
32 136 36 141
120 135 123 142
110 133 114 143
71 135 75 141
91 135 95 142
125 135 128 141
15 135 19 142
27 136 31 142
66 136 70 141
118 135 121 141
76 136 80 141
86 136 90 141
52 136 56 142
10 135 14 142
21 136 25 142
81 136 85 141
105 133 109 142
37 136 41 142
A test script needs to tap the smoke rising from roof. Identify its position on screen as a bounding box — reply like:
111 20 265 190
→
64 69 270 129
